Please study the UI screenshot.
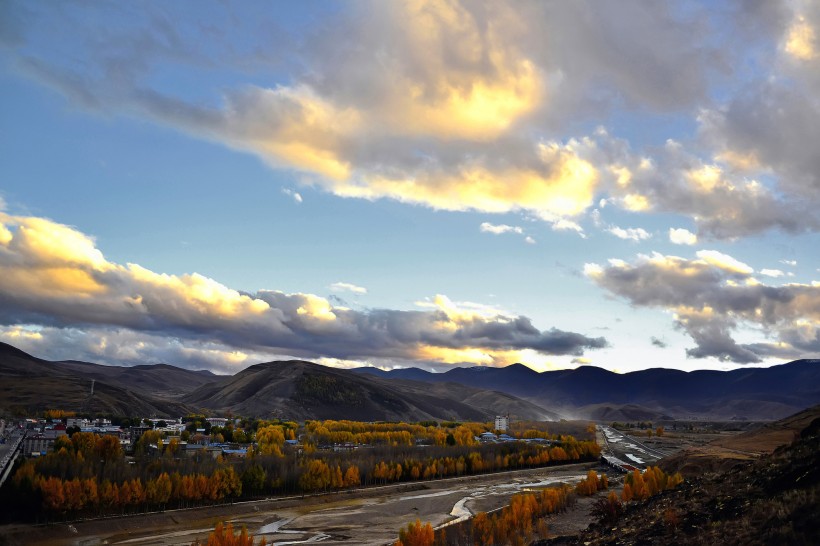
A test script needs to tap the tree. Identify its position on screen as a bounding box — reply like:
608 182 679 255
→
396 519 434 546
256 425 285 457
343 465 360 488
590 492 623 526
241 464 267 494
472 512 492 545
95 435 123 462
192 521 266 546
299 460 331 492
147 473 172 508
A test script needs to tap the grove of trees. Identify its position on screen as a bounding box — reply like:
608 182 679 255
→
8 420 601 522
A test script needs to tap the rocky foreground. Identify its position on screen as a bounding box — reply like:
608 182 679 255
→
538 412 820 546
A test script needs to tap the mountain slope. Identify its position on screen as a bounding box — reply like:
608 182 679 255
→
57 360 217 398
0 342 199 417
541 406 820 546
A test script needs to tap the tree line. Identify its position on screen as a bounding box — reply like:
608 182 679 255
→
8 429 599 521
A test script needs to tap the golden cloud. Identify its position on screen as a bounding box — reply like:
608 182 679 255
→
785 15 817 60
320 141 599 219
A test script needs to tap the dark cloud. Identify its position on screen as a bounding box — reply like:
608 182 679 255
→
650 336 667 348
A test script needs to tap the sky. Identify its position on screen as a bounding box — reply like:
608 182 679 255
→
0 1 819 375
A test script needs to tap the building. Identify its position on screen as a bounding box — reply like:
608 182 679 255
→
130 426 152 444
66 418 90 428
205 417 228 427
494 415 509 432
24 435 55 457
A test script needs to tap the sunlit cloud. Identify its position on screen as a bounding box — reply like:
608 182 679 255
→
669 228 698 246
695 250 754 276
785 15 817 60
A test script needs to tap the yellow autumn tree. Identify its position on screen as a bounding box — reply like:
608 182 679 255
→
395 519 435 546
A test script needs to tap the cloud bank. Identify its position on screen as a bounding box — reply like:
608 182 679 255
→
7 1 820 239
586 251 820 363
0 212 605 370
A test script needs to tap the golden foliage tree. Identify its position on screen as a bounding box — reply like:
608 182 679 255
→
192 521 266 546
395 519 435 546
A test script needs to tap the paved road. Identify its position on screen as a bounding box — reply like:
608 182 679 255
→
0 429 25 488
598 425 666 469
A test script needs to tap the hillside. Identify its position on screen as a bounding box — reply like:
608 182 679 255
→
0 342 200 417
182 359 556 421
541 406 820 546
57 360 216 398
659 404 820 477
355 359 820 420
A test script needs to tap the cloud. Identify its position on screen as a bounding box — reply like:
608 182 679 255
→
480 222 524 235
6 1 763 236
607 226 651 242
480 221 537 244
596 137 820 238
696 3 820 208
650 336 667 348
282 188 303 203
760 269 785 278
0 325 266 374
695 250 754 276
0 212 606 370
785 13 817 61
8 1 820 242
669 228 697 246
781 260 797 267
586 251 820 363
329 282 367 295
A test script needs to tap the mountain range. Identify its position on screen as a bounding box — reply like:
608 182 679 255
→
1 341 818 421
352 359 820 421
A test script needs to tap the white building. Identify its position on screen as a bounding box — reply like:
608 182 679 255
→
494 415 509 432
67 418 90 428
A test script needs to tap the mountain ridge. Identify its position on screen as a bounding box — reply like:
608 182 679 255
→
353 359 820 420
2 342 818 421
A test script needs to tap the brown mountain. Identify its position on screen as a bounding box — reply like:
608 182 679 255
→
182 359 557 421
0 342 202 417
56 359 216 398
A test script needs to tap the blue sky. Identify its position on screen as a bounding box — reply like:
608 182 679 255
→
1 1 819 373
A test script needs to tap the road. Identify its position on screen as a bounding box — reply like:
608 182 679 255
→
598 425 668 470
0 428 25 488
